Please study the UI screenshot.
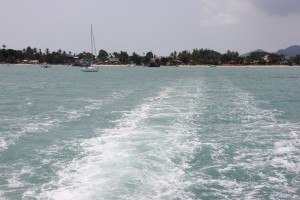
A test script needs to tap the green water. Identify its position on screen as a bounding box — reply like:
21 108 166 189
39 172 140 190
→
0 65 299 199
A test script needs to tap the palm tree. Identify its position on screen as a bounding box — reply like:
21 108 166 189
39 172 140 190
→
1 45 6 62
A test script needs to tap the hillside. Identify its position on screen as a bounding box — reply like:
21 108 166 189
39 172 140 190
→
240 49 269 57
275 45 300 58
241 45 300 58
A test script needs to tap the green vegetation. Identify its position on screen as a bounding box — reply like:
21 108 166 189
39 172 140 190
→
1 44 299 66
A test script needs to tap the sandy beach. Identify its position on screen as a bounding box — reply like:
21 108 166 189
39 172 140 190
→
2 63 299 68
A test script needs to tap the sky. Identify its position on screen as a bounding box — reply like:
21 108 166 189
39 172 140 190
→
1 0 299 56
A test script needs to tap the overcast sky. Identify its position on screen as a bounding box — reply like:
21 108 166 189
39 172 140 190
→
1 0 299 56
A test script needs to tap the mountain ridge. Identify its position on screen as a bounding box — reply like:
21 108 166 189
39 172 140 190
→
275 45 300 58
240 49 269 57
241 45 300 58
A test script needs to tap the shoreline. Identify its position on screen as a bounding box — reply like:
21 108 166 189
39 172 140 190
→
2 63 300 68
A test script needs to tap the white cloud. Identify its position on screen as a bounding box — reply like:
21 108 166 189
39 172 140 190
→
200 13 238 27
198 0 253 27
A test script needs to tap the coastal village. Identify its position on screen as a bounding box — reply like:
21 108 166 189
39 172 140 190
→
1 45 300 67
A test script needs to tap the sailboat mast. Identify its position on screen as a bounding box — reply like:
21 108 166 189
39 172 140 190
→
91 24 93 65
81 24 99 72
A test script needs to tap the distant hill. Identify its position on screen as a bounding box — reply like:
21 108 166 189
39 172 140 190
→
275 45 300 58
240 49 269 57
241 45 300 58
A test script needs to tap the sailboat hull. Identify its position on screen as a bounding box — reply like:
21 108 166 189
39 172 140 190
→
81 67 99 72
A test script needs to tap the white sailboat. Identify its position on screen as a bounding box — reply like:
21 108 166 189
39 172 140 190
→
82 24 99 72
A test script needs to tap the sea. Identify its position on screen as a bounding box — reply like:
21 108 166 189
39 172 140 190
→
0 65 299 200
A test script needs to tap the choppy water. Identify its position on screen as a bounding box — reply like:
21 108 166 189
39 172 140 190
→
0 65 299 200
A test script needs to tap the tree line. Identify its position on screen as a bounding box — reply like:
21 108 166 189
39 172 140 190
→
1 44 300 66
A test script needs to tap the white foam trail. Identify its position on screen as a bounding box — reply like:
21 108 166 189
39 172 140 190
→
7 174 23 188
37 81 206 200
0 137 7 150
272 130 300 173
191 81 300 199
15 75 300 199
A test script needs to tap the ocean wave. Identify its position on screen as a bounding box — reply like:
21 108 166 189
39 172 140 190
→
0 90 132 152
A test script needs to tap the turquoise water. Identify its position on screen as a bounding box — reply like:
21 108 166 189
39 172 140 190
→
0 65 299 199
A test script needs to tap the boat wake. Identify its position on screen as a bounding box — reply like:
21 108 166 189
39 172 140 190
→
33 77 300 199
1 72 299 199
34 80 205 199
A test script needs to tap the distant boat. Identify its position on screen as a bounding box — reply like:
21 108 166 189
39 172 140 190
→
82 24 99 72
209 65 217 67
41 63 51 68
82 66 98 72
147 61 160 67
